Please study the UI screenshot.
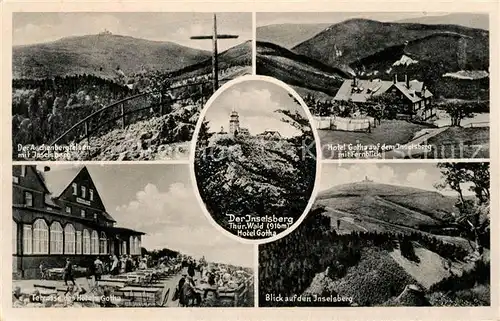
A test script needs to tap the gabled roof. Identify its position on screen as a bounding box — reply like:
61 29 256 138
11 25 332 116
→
259 130 281 136
39 165 116 222
334 78 433 103
41 165 84 198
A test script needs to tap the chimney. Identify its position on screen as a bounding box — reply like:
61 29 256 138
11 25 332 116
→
393 74 398 84
405 74 409 88
352 76 358 87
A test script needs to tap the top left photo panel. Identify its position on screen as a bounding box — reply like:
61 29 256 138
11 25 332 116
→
11 12 252 162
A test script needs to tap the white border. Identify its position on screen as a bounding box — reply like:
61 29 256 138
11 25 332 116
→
188 75 323 245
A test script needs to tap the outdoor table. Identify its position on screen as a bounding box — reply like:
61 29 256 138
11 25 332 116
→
97 281 126 288
109 275 141 282
116 286 162 306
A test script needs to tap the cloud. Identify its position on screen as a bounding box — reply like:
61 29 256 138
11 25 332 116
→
113 182 253 267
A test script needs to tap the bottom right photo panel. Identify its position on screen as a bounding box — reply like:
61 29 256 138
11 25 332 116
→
259 161 490 307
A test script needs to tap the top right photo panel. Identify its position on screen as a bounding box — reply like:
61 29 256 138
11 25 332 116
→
256 12 490 160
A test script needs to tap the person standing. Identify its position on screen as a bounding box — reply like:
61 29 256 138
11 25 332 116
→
94 257 104 285
187 260 195 278
110 255 119 275
63 258 76 286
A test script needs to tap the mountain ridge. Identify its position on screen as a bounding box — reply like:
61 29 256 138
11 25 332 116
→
13 33 212 79
292 18 489 71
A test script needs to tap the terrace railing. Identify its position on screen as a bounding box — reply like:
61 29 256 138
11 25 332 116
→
49 78 234 148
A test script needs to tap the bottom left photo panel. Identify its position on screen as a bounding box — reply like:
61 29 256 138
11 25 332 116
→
11 164 255 308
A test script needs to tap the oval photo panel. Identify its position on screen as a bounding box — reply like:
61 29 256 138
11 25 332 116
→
190 76 321 243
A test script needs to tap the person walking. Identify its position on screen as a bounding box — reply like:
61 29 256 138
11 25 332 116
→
63 258 76 286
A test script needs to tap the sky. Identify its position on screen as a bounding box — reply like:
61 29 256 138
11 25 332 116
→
319 162 476 196
257 12 453 26
37 164 254 267
13 12 252 51
203 80 308 138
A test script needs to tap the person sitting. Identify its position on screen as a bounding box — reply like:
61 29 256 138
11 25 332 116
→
12 286 23 306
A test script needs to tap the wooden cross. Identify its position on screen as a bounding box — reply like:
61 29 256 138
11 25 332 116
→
190 14 239 93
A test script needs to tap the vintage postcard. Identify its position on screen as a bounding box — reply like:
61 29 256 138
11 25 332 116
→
1 2 498 321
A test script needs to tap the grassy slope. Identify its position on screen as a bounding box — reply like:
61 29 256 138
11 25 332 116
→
13 34 211 79
315 181 459 236
426 126 490 159
292 18 489 70
170 41 252 80
256 41 348 97
389 244 478 289
318 120 432 159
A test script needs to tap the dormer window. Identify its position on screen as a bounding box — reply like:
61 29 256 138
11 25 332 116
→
72 183 77 195
81 186 86 198
24 192 33 207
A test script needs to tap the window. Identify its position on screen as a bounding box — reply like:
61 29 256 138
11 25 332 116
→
121 241 127 255
13 176 19 183
134 236 140 255
99 232 107 255
81 209 86 218
50 222 63 254
65 206 71 214
33 219 48 254
91 230 99 254
81 186 86 198
89 189 94 201
76 231 82 255
130 236 135 255
24 192 33 207
23 224 32 254
83 229 90 254
20 165 26 177
13 221 18 254
93 213 97 220
72 183 77 195
64 224 76 254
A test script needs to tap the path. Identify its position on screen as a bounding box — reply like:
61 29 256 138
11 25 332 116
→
382 126 449 158
325 207 369 232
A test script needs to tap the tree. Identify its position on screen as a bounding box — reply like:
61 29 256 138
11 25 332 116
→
440 101 475 126
435 162 490 255
367 92 402 120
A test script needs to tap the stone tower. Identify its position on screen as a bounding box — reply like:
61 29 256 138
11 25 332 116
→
229 106 240 136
